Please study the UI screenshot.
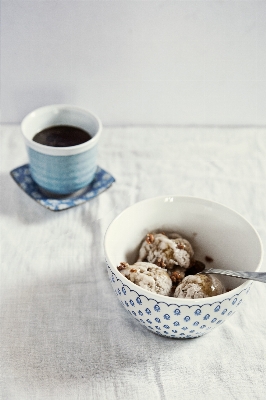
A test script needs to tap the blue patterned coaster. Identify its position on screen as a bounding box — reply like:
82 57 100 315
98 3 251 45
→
10 164 115 211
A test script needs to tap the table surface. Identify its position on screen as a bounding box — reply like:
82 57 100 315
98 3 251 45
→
1 124 266 400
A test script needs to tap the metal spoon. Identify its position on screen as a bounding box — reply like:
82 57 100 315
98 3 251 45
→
202 268 266 283
186 261 266 283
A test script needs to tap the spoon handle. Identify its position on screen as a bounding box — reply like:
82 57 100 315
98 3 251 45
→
203 268 266 283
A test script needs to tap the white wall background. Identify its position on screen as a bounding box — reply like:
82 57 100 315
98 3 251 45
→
1 0 266 126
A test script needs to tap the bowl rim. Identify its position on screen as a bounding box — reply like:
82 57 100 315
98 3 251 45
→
104 195 264 304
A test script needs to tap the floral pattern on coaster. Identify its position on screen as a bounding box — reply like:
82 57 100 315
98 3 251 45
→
10 164 115 211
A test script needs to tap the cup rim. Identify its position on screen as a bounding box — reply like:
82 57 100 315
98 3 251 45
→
21 104 102 156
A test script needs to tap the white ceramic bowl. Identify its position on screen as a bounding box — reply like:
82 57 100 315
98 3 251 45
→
104 196 263 339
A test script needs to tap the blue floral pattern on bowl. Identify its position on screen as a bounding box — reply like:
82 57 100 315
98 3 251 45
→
10 164 115 211
106 263 253 339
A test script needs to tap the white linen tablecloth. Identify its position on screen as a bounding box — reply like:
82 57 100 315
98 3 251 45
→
1 124 266 400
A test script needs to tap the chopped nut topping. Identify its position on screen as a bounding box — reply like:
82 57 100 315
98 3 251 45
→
130 268 137 273
117 262 128 271
170 271 183 283
177 244 185 250
146 233 155 244
155 257 167 268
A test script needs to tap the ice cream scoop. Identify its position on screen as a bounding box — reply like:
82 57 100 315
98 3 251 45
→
138 233 193 269
174 273 226 299
117 261 172 296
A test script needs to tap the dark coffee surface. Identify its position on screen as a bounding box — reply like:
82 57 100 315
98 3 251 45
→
32 125 92 147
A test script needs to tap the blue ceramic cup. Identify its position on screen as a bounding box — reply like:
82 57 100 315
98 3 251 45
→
21 104 102 196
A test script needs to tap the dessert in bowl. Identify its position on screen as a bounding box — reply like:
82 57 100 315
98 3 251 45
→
104 196 263 339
